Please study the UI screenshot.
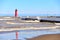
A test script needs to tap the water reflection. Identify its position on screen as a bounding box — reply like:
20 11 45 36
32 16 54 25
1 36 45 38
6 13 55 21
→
0 29 60 40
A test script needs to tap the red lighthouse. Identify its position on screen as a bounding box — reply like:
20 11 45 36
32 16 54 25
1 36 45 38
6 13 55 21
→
15 9 18 17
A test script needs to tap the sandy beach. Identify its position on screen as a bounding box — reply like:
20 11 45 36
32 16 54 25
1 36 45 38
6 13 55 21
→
27 34 60 40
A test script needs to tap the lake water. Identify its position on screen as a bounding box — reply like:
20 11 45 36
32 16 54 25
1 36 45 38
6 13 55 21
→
0 13 60 16
0 29 60 40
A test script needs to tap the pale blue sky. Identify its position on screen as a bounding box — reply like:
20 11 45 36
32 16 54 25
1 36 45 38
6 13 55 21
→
0 0 60 16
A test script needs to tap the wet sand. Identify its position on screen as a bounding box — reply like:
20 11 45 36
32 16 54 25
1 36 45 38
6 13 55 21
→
27 34 60 40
